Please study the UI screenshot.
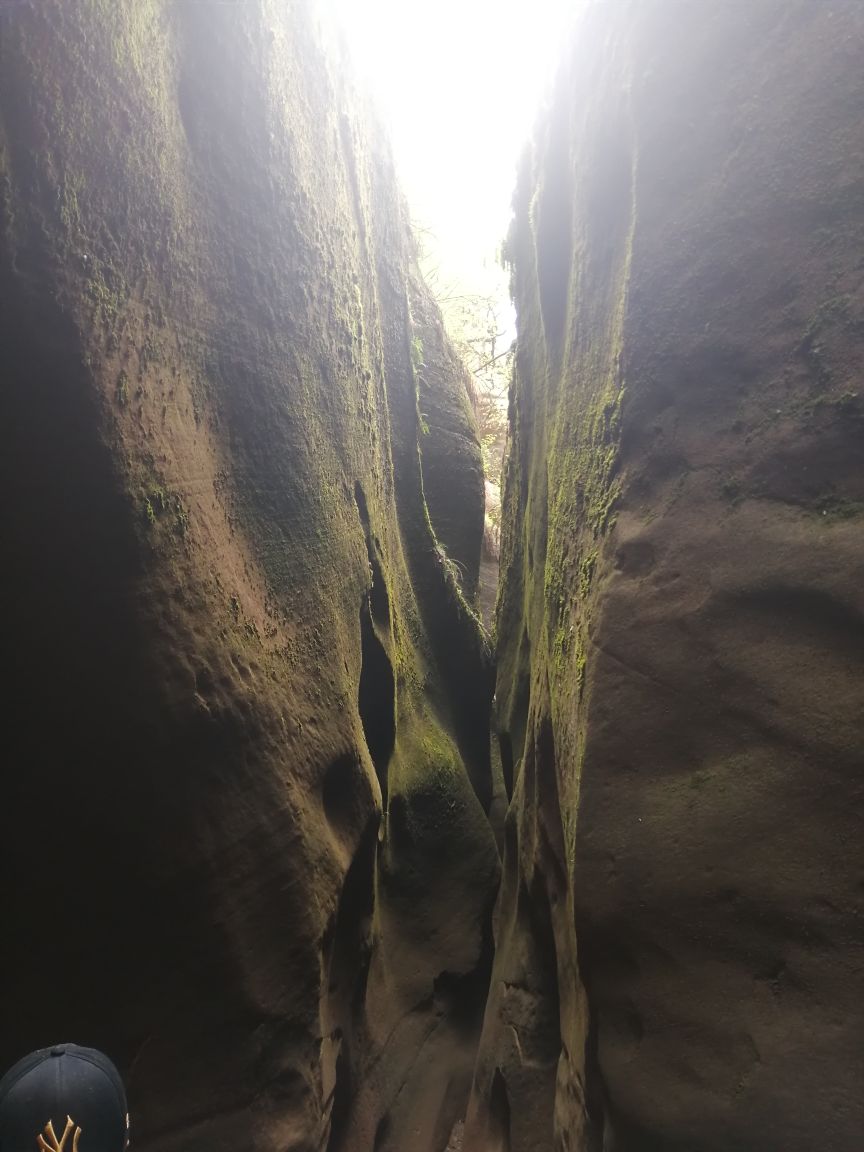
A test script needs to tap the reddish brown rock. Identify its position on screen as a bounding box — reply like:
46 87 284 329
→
476 2 864 1149
0 4 497 1149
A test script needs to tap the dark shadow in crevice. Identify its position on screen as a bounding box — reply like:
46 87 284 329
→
498 730 515 802
325 1038 352 1152
489 1068 512 1152
503 802 519 879
578 932 653 1152
323 819 378 1152
327 825 377 1005
368 538 391 630
521 871 562 1061
354 481 396 801
432 882 498 1034
354 480 371 528
358 604 395 805
355 485 390 627
372 1112 392 1152
499 626 531 798
322 752 367 840
583 998 607 1152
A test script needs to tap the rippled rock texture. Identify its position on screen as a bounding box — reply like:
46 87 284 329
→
0 4 498 1149
472 2 864 1149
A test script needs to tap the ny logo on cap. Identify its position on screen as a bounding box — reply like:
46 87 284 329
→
37 1117 81 1152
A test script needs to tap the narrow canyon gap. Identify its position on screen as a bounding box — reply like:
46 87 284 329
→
1 3 863 1152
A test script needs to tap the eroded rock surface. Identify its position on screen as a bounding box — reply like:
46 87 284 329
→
0 4 497 1150
473 2 864 1150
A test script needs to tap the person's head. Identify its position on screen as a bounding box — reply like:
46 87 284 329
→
0 1045 128 1152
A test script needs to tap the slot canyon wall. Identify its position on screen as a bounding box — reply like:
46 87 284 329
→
472 1 864 1150
2 1 864 1151
0 3 500 1150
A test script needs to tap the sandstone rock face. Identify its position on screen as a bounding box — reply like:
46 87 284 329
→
475 2 864 1149
0 4 498 1149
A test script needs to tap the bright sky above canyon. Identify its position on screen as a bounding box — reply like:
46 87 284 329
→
321 0 574 310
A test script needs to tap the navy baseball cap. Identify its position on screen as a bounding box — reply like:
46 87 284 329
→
0 1045 128 1152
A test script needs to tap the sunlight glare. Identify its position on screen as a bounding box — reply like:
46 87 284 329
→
318 0 574 307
